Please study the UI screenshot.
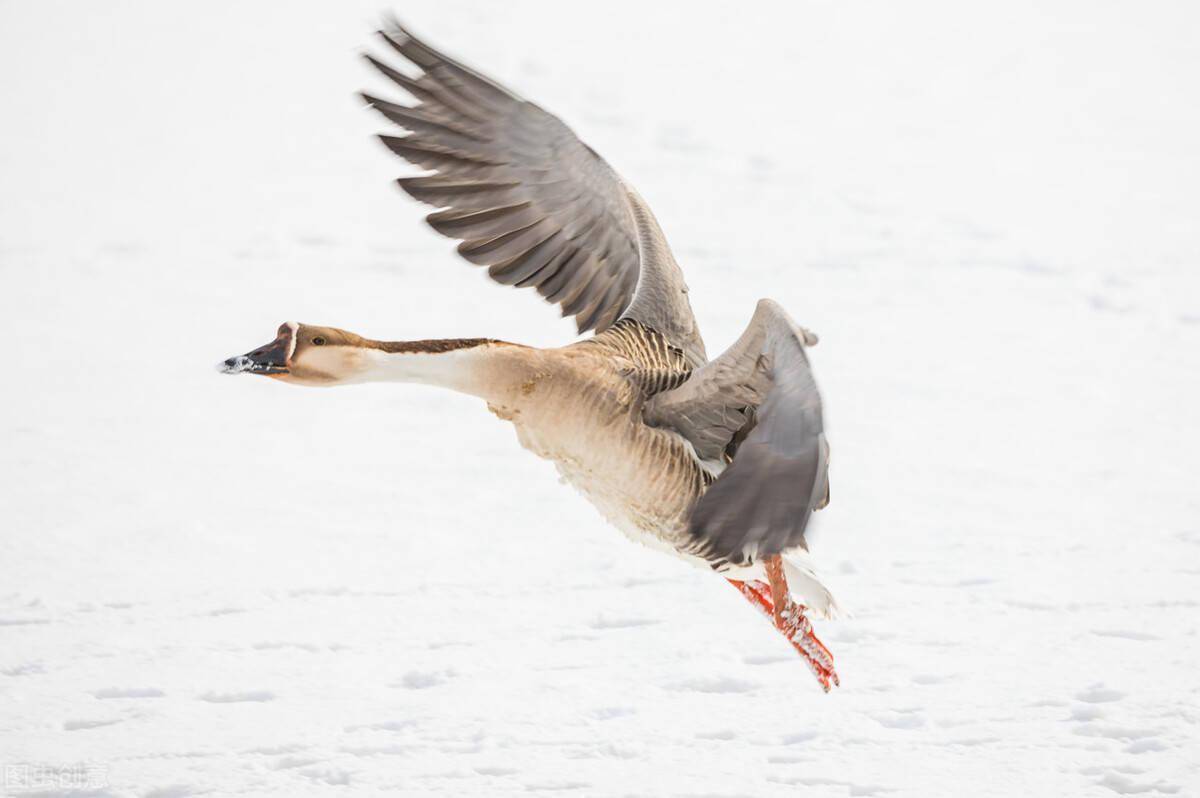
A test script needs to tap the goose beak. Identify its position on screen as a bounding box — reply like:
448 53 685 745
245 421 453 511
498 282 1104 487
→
219 325 295 376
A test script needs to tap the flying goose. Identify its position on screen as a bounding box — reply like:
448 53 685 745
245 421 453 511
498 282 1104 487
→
221 21 841 690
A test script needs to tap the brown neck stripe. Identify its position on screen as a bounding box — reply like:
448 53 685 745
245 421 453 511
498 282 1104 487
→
366 338 502 354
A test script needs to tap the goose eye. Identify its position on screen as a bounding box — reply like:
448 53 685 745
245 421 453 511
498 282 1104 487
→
311 336 326 346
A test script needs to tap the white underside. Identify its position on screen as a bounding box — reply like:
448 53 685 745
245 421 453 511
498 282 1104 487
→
554 461 844 620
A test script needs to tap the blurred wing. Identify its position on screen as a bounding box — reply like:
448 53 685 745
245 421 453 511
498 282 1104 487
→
363 21 706 363
645 299 828 566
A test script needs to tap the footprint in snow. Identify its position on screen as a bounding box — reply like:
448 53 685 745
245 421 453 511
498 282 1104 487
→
671 676 759 694
1075 685 1126 704
767 753 811 764
774 775 895 796
1126 739 1169 754
341 743 410 756
872 711 926 730
299 767 352 785
144 786 202 798
251 641 323 653
92 687 165 699
1096 773 1181 795
2 661 45 676
587 706 636 720
781 730 819 745
245 743 309 755
1072 723 1161 742
288 586 348 598
64 718 123 731
955 577 996 587
588 615 660 630
272 756 323 770
523 780 590 791
945 736 1001 747
912 673 952 685
1088 294 1134 314
344 719 416 733
199 690 275 703
1070 705 1106 721
395 669 454 689
1091 629 1160 641
742 653 793 666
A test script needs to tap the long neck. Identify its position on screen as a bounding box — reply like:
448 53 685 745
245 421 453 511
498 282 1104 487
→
354 339 531 401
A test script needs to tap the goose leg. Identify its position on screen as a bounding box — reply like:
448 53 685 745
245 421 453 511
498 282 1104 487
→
728 556 839 692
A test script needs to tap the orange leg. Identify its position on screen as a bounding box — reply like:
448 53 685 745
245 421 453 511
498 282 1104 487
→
728 555 839 692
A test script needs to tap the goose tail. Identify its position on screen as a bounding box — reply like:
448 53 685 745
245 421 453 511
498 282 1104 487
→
783 552 847 621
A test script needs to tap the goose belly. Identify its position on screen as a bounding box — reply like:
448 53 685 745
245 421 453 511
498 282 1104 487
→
506 388 707 556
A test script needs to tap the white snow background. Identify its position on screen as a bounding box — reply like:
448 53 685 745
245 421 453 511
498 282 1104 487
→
2 1 1199 796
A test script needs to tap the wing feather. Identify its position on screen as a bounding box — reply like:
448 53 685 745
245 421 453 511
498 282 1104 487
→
364 20 705 361
645 299 827 565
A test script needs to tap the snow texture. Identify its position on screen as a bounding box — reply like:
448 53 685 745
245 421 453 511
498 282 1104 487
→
2 1 1198 796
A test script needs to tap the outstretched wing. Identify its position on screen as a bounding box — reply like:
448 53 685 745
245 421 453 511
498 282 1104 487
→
363 21 706 365
645 299 829 567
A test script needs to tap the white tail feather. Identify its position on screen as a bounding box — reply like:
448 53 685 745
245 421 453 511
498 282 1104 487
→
783 554 847 620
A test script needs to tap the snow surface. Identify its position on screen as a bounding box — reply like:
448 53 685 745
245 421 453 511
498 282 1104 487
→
2 1 1199 795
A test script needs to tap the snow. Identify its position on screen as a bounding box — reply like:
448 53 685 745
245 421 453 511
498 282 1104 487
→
2 0 1199 795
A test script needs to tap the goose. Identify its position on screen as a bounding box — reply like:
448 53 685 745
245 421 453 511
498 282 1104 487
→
221 21 841 691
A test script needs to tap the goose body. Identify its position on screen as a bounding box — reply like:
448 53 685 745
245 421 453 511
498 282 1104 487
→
498 324 710 561
222 21 842 690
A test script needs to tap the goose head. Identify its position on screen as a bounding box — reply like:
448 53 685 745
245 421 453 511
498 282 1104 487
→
220 321 370 386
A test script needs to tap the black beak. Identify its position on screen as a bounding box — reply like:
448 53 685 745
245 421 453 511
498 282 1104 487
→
219 327 293 375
